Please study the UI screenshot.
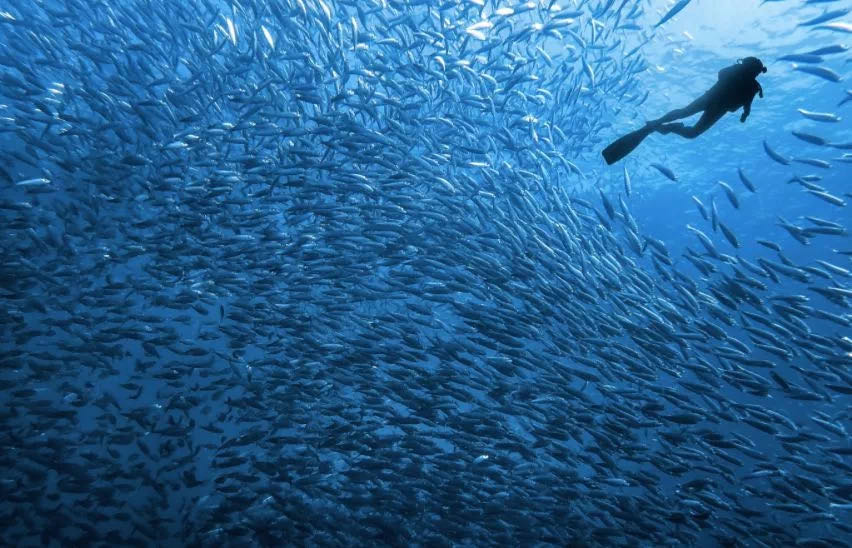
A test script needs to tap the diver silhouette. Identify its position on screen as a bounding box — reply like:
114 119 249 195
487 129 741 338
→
602 57 767 165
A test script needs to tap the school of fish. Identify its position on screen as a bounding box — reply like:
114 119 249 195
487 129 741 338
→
0 0 850 546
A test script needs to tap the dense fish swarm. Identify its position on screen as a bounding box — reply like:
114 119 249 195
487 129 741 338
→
1 0 850 546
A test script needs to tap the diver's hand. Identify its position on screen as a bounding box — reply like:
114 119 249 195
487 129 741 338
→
740 114 747 123
759 90 764 99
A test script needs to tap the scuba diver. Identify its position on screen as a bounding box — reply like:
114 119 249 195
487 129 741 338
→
602 57 767 165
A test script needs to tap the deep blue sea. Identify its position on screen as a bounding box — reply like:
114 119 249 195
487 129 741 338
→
1 0 850 546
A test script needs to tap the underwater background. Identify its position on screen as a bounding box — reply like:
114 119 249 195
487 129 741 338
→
0 0 850 546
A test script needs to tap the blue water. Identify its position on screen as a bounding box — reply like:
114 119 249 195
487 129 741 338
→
0 0 850 546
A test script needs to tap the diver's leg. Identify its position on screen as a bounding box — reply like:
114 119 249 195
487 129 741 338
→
663 108 725 139
656 122 685 135
648 95 709 126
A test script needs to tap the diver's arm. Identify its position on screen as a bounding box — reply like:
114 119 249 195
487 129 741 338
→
740 101 751 122
740 83 759 122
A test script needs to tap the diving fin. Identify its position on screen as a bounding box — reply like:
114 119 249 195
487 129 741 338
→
602 124 657 165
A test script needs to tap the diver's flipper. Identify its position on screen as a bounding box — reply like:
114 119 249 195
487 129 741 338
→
602 125 656 165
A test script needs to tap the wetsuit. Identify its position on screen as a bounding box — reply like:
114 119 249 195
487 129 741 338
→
652 64 763 139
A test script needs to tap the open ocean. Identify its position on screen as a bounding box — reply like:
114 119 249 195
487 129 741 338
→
1 0 850 546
